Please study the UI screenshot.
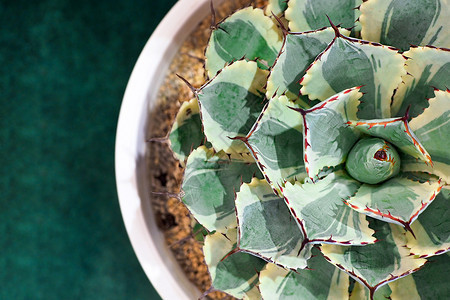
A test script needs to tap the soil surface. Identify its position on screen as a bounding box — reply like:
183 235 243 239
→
147 0 268 299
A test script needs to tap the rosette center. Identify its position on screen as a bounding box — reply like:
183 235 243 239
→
346 138 401 184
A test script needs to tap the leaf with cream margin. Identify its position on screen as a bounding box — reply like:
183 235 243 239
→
406 89 450 183
242 95 307 193
168 98 205 162
345 175 443 231
406 186 450 258
266 0 288 17
283 171 375 247
235 178 311 271
295 87 362 178
197 60 267 155
267 27 348 103
205 7 283 78
347 115 432 165
242 285 262 300
182 146 262 233
204 229 266 299
321 219 427 298
359 0 450 51
259 247 349 300
389 253 450 299
286 0 362 33
391 46 450 118
300 31 406 119
350 282 391 300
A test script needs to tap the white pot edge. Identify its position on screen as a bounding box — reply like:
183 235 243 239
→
114 0 223 299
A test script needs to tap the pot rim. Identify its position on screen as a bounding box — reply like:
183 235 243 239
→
114 0 222 298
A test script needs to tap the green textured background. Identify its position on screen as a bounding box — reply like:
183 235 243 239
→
1 0 177 299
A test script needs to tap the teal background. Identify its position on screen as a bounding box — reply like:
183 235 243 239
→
1 0 176 299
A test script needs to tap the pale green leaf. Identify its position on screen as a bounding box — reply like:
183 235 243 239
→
182 146 262 233
389 253 450 299
392 46 450 118
259 247 349 300
346 175 442 229
286 0 362 33
299 87 363 178
236 178 311 270
321 219 427 293
198 60 267 154
283 171 376 246
406 187 450 258
168 98 204 162
300 35 406 119
347 116 432 165
408 89 450 184
267 27 345 103
204 230 266 298
360 0 450 51
401 155 450 187
245 95 307 193
205 7 283 78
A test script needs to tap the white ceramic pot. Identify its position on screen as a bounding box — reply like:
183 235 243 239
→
115 0 223 299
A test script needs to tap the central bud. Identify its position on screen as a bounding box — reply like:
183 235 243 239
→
345 138 400 184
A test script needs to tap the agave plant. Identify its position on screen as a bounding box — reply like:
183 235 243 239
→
164 0 449 299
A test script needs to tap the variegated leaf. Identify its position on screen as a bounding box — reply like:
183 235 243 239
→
345 175 442 230
283 171 376 247
191 219 208 243
205 7 283 78
297 87 362 178
350 282 391 300
236 178 311 271
391 46 450 118
267 27 345 103
204 230 266 298
286 0 362 33
197 60 267 155
266 0 288 17
321 219 427 295
300 34 406 119
243 95 307 193
242 285 262 300
168 98 205 162
401 155 450 187
360 0 450 51
259 247 350 299
406 186 450 258
408 89 450 183
389 253 450 299
387 275 421 300
347 116 432 164
182 146 262 233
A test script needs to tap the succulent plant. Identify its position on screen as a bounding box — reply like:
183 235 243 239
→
165 0 449 299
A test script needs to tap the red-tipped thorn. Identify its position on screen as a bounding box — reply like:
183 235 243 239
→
147 135 169 143
209 0 216 30
176 74 198 95
288 106 306 115
151 191 183 202
403 104 411 121
326 15 341 38
404 223 417 239
271 12 288 36
229 135 248 142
